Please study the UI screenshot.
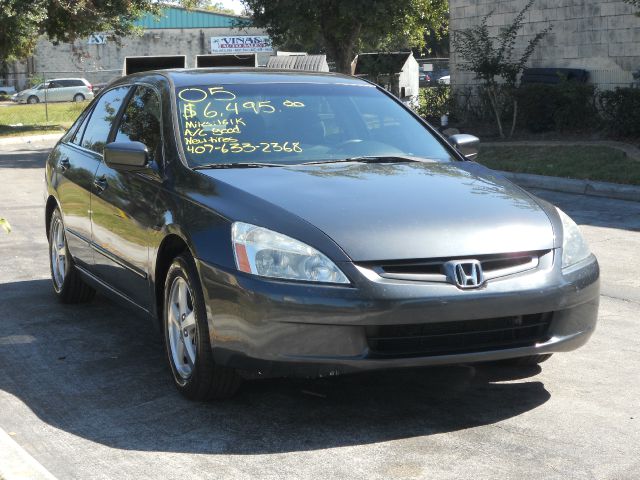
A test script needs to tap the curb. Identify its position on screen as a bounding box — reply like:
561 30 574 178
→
0 133 63 147
0 427 57 480
499 171 640 203
483 140 640 162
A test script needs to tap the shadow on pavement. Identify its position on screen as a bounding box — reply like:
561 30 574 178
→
0 147 50 169
0 279 550 455
533 189 640 232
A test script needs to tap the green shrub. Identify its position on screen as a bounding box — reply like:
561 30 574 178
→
599 87 640 137
515 84 557 132
517 82 598 133
417 85 452 123
554 83 598 131
28 75 45 88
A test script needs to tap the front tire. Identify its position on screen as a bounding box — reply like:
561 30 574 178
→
163 253 242 400
49 208 95 303
27 95 39 104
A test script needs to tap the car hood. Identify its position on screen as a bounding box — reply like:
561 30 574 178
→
201 161 555 261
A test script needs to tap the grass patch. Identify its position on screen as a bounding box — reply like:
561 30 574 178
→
0 102 85 137
0 124 67 137
476 145 640 186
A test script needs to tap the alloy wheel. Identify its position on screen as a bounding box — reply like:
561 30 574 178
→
50 216 67 290
167 276 198 379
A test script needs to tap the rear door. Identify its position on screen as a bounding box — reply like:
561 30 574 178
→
55 86 131 267
35 82 49 102
90 84 164 309
64 79 87 101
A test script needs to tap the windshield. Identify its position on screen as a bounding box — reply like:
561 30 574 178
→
175 82 454 166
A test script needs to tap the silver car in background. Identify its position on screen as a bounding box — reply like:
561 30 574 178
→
12 78 94 104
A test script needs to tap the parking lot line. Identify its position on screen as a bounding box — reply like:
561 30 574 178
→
0 427 58 480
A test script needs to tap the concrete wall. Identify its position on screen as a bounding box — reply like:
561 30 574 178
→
450 0 640 88
21 27 270 86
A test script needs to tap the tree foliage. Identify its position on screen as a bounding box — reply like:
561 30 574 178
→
0 0 220 66
199 1 237 15
0 0 160 64
453 0 550 137
625 0 639 14
241 0 448 73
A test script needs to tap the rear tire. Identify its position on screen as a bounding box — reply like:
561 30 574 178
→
73 93 85 102
48 208 95 304
27 95 39 104
497 354 552 366
163 253 242 400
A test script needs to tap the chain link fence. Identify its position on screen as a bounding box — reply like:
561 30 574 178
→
0 70 121 131
0 69 123 101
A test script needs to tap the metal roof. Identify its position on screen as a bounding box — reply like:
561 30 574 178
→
133 6 249 29
266 55 330 72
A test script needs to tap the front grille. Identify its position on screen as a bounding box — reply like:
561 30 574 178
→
365 250 549 283
366 313 552 358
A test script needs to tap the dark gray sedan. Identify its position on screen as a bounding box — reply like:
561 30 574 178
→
44 69 599 400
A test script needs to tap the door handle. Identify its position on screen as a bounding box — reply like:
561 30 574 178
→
59 159 70 171
93 175 108 194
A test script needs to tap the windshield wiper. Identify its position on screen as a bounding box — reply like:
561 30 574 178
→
299 155 437 166
192 162 287 170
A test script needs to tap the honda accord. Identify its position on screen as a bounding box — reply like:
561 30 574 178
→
44 69 600 400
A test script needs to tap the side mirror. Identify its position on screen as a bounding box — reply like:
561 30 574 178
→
104 141 149 170
449 134 480 160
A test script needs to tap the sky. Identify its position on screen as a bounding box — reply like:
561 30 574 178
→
216 0 244 14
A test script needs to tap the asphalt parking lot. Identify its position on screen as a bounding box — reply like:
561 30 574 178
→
0 138 639 479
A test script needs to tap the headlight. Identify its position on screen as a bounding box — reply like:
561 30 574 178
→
231 222 349 284
557 208 591 268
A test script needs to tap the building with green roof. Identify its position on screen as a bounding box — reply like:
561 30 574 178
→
133 6 243 29
12 6 270 87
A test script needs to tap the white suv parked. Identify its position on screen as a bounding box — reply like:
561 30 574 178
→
13 78 94 104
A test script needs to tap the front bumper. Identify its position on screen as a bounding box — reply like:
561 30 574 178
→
197 253 600 378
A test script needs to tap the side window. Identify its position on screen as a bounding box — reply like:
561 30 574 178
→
62 110 88 144
115 86 162 161
81 86 130 154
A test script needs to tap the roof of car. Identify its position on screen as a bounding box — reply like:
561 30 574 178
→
129 68 371 87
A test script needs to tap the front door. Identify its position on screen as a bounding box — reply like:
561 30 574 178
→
45 81 64 102
56 86 131 266
90 85 164 309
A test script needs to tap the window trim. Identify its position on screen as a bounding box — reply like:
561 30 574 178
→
106 87 137 144
110 81 165 169
61 105 92 145
76 85 133 156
